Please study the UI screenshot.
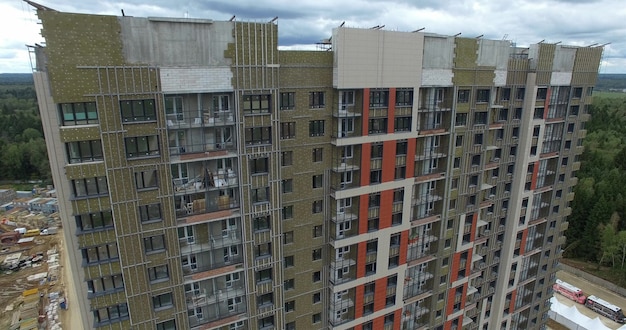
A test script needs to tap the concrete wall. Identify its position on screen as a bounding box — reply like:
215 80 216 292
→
120 17 234 67
332 27 424 89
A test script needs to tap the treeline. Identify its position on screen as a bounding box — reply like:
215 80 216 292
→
596 74 626 91
0 83 50 182
566 94 626 264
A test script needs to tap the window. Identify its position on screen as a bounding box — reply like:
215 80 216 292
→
257 293 273 307
312 248 322 261
365 262 376 274
573 87 583 98
243 95 270 114
283 231 294 244
514 107 522 119
250 157 269 174
284 256 294 267
309 91 325 108
370 90 389 107
313 292 321 303
312 200 323 213
120 99 156 122
371 143 383 158
72 177 108 197
340 90 355 106
285 300 295 312
368 218 379 231
458 89 470 103
312 174 323 188
76 210 114 232
309 120 325 136
282 179 293 193
476 89 490 103
60 102 98 125
369 118 387 134
125 136 160 158
282 205 294 220
156 319 176 330
255 242 272 258
144 235 166 253
135 170 158 190
252 187 270 204
313 225 323 238
280 92 295 110
394 116 411 131
256 268 272 282
516 87 525 100
366 240 378 253
396 141 408 155
313 271 321 282
285 323 295 330
254 216 271 232
474 111 487 125
82 243 119 264
499 108 509 121
259 316 274 329
164 96 183 121
312 148 323 162
455 113 467 126
537 88 547 100
139 203 162 223
153 292 173 310
66 140 103 164
281 151 293 166
396 89 413 106
370 170 382 184
568 123 575 133
280 122 296 139
284 279 295 290
93 303 129 325
227 296 243 311
500 88 511 101
534 107 544 119
395 166 406 179
245 127 271 145
312 313 322 324
369 193 381 208
569 105 579 116
148 265 169 282
340 118 354 135
87 274 124 296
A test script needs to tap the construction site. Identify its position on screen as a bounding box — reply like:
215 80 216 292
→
0 207 67 330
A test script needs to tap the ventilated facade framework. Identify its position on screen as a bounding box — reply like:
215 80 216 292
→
30 6 602 330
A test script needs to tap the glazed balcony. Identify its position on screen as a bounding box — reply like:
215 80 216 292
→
181 242 244 277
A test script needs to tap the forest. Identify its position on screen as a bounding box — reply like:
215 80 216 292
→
565 92 626 274
0 74 50 183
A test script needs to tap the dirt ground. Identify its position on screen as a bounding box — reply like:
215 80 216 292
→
0 233 63 329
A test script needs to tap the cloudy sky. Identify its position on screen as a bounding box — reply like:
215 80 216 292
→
2 0 625 73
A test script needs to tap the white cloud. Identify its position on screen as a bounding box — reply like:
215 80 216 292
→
2 0 624 73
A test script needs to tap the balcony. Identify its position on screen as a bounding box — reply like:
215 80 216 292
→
330 259 357 285
335 104 362 117
181 244 244 278
173 168 238 195
175 192 240 219
186 289 246 328
329 218 358 243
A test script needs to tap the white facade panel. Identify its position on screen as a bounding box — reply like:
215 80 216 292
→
332 28 423 89
550 72 572 86
494 70 508 86
421 69 453 86
160 67 233 93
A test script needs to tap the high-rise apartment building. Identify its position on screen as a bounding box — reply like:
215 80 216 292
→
28 2 603 330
